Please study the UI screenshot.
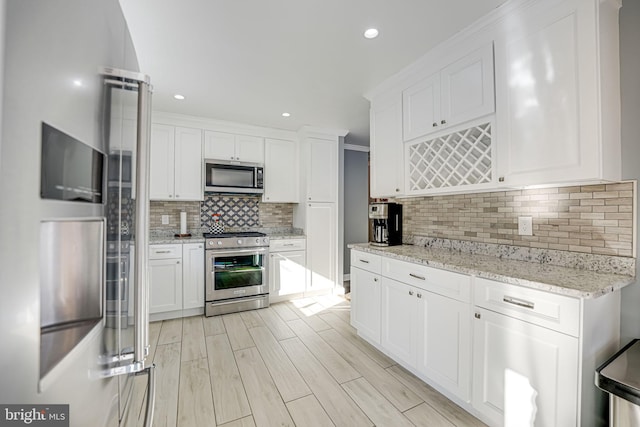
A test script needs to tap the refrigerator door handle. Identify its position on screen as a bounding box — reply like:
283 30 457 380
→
134 77 152 365
139 363 156 427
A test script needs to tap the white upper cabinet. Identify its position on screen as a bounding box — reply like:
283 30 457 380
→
263 138 298 203
370 93 404 198
174 127 204 200
403 43 495 142
150 124 203 201
495 0 621 186
306 138 337 202
204 130 264 163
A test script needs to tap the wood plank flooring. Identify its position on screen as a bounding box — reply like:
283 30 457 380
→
135 297 487 427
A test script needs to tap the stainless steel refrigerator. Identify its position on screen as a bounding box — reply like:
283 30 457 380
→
0 1 155 426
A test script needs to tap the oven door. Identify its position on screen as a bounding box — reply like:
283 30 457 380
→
206 247 269 301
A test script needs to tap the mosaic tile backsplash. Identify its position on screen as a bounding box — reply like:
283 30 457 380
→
150 195 295 233
395 182 636 257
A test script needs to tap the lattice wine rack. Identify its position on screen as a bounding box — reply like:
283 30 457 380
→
407 122 492 192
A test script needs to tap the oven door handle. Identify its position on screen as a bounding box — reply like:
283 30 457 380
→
208 247 268 256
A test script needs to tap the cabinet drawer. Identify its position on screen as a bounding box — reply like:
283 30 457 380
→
474 277 580 337
149 244 182 260
270 238 306 252
351 250 381 274
382 257 471 303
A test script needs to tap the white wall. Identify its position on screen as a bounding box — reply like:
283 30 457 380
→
619 0 640 344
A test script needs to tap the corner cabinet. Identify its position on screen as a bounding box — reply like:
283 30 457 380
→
150 125 203 201
495 0 621 186
403 43 495 142
370 93 404 198
263 138 298 203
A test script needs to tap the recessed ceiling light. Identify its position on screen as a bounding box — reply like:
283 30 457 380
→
364 28 379 39
73 79 83 87
282 112 291 117
174 94 185 100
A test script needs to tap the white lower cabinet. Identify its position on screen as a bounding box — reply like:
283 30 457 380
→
182 243 205 311
472 307 578 426
149 257 183 314
149 243 205 320
351 267 382 345
419 290 471 402
350 249 621 426
269 238 307 302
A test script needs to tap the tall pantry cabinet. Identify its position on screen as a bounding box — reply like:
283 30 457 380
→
294 127 347 295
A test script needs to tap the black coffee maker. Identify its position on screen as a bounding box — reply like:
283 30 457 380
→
369 202 402 246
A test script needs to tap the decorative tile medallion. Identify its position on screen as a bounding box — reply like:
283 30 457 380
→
201 195 261 229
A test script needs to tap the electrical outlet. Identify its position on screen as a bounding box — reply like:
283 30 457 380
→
518 216 533 236
161 214 169 225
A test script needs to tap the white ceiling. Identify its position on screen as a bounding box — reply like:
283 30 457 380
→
119 0 506 146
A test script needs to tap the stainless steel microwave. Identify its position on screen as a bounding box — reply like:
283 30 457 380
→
204 160 264 194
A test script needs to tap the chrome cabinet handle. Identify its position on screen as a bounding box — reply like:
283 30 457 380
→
176 261 180 264
359 259 370 264
409 290 414 296
503 296 535 310
498 177 505 182
432 122 438 127
441 119 447 125
417 293 422 298
154 250 171 254
374 278 378 282
395 188 400 192
409 273 426 281
474 312 481 319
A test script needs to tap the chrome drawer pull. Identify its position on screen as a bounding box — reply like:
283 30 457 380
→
409 273 426 280
359 259 370 264
154 250 171 254
503 296 535 310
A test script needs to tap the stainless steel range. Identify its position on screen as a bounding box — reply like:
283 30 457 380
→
205 232 270 316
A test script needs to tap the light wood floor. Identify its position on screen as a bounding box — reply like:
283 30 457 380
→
132 295 487 427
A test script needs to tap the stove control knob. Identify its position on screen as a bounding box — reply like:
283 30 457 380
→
217 241 222 246
255 238 260 244
263 238 268 244
237 239 243 245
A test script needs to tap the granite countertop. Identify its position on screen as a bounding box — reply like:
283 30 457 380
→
149 228 305 244
349 243 635 299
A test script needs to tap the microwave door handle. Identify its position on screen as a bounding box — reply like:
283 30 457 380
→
254 167 258 188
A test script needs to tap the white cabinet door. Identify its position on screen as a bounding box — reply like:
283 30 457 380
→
402 72 441 141
149 257 183 314
307 138 337 202
270 250 306 297
203 131 264 163
351 267 381 344
263 138 298 203
182 243 204 310
150 124 175 200
380 277 418 368
174 127 203 201
495 0 615 186
203 131 236 161
441 43 494 128
418 291 471 402
235 135 264 163
370 94 404 197
306 203 336 292
472 308 579 427
402 43 495 143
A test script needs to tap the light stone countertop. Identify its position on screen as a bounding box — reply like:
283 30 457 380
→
150 235 205 245
349 243 635 299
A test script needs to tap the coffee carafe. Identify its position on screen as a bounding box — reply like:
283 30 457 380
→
369 202 402 246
